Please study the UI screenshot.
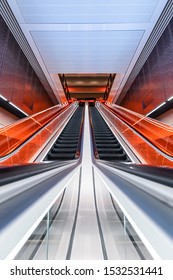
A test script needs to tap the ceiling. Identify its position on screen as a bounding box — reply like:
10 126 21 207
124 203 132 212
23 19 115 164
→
59 73 115 100
6 0 168 103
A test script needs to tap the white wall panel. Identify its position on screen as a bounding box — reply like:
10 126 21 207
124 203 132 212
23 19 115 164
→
156 108 173 127
0 108 19 128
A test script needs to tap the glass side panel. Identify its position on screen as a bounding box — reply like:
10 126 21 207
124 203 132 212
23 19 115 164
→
15 192 152 260
108 104 173 158
0 104 76 164
0 104 65 157
14 192 64 260
98 102 173 167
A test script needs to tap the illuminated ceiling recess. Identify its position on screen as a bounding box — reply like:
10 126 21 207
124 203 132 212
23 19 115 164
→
59 74 116 100
6 0 168 103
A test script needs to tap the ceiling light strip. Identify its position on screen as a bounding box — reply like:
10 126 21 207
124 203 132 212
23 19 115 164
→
146 95 173 116
146 102 166 116
0 94 8 101
0 94 29 116
9 102 29 116
167 96 173 101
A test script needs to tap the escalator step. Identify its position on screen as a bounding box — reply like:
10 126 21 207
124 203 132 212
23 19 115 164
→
51 148 77 153
59 136 79 140
61 133 79 136
63 130 80 133
48 153 75 160
93 126 109 129
96 143 120 148
56 139 78 144
98 147 123 153
94 127 107 129
54 143 77 148
94 136 115 140
90 107 130 162
94 130 112 133
99 153 127 160
94 132 112 135
95 139 119 144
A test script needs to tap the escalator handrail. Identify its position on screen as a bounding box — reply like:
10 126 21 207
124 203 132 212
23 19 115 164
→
0 160 77 187
0 161 80 259
94 162 173 259
96 161 173 188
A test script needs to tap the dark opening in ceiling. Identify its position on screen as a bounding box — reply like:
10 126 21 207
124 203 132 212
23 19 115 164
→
59 73 115 100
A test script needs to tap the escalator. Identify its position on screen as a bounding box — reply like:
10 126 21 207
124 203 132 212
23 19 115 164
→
90 107 130 161
1 103 173 260
44 107 84 161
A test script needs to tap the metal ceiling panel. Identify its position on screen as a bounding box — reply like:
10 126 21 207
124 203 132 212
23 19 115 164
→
31 30 144 73
5 0 168 103
16 0 158 24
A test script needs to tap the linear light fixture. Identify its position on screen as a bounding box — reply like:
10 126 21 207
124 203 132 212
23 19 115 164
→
0 94 8 101
9 102 29 116
167 95 173 101
146 101 166 116
146 95 173 117
0 94 29 117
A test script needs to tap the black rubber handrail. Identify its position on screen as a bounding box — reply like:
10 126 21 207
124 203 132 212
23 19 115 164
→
1 150 173 189
98 161 173 188
0 160 77 186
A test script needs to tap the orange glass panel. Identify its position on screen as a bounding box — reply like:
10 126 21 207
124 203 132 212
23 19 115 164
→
97 102 173 167
0 104 68 158
0 103 77 165
106 103 173 158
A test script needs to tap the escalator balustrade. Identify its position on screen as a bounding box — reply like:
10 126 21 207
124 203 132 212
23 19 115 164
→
45 107 83 161
90 107 130 161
